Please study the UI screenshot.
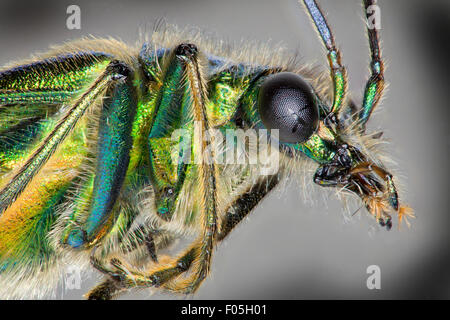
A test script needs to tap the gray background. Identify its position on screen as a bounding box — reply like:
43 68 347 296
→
0 0 449 299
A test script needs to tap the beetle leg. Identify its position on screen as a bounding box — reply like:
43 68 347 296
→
86 245 197 299
86 174 280 299
130 42 221 294
85 278 126 300
170 42 221 294
0 53 112 168
163 174 281 293
218 174 280 241
118 224 160 262
146 44 197 221
61 61 138 248
0 60 129 216
87 42 219 297
359 0 385 129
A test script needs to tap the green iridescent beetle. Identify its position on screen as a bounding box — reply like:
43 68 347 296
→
0 0 413 299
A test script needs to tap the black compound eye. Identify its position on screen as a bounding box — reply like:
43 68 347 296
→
258 72 319 144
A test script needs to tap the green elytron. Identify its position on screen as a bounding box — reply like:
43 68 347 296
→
0 0 412 299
